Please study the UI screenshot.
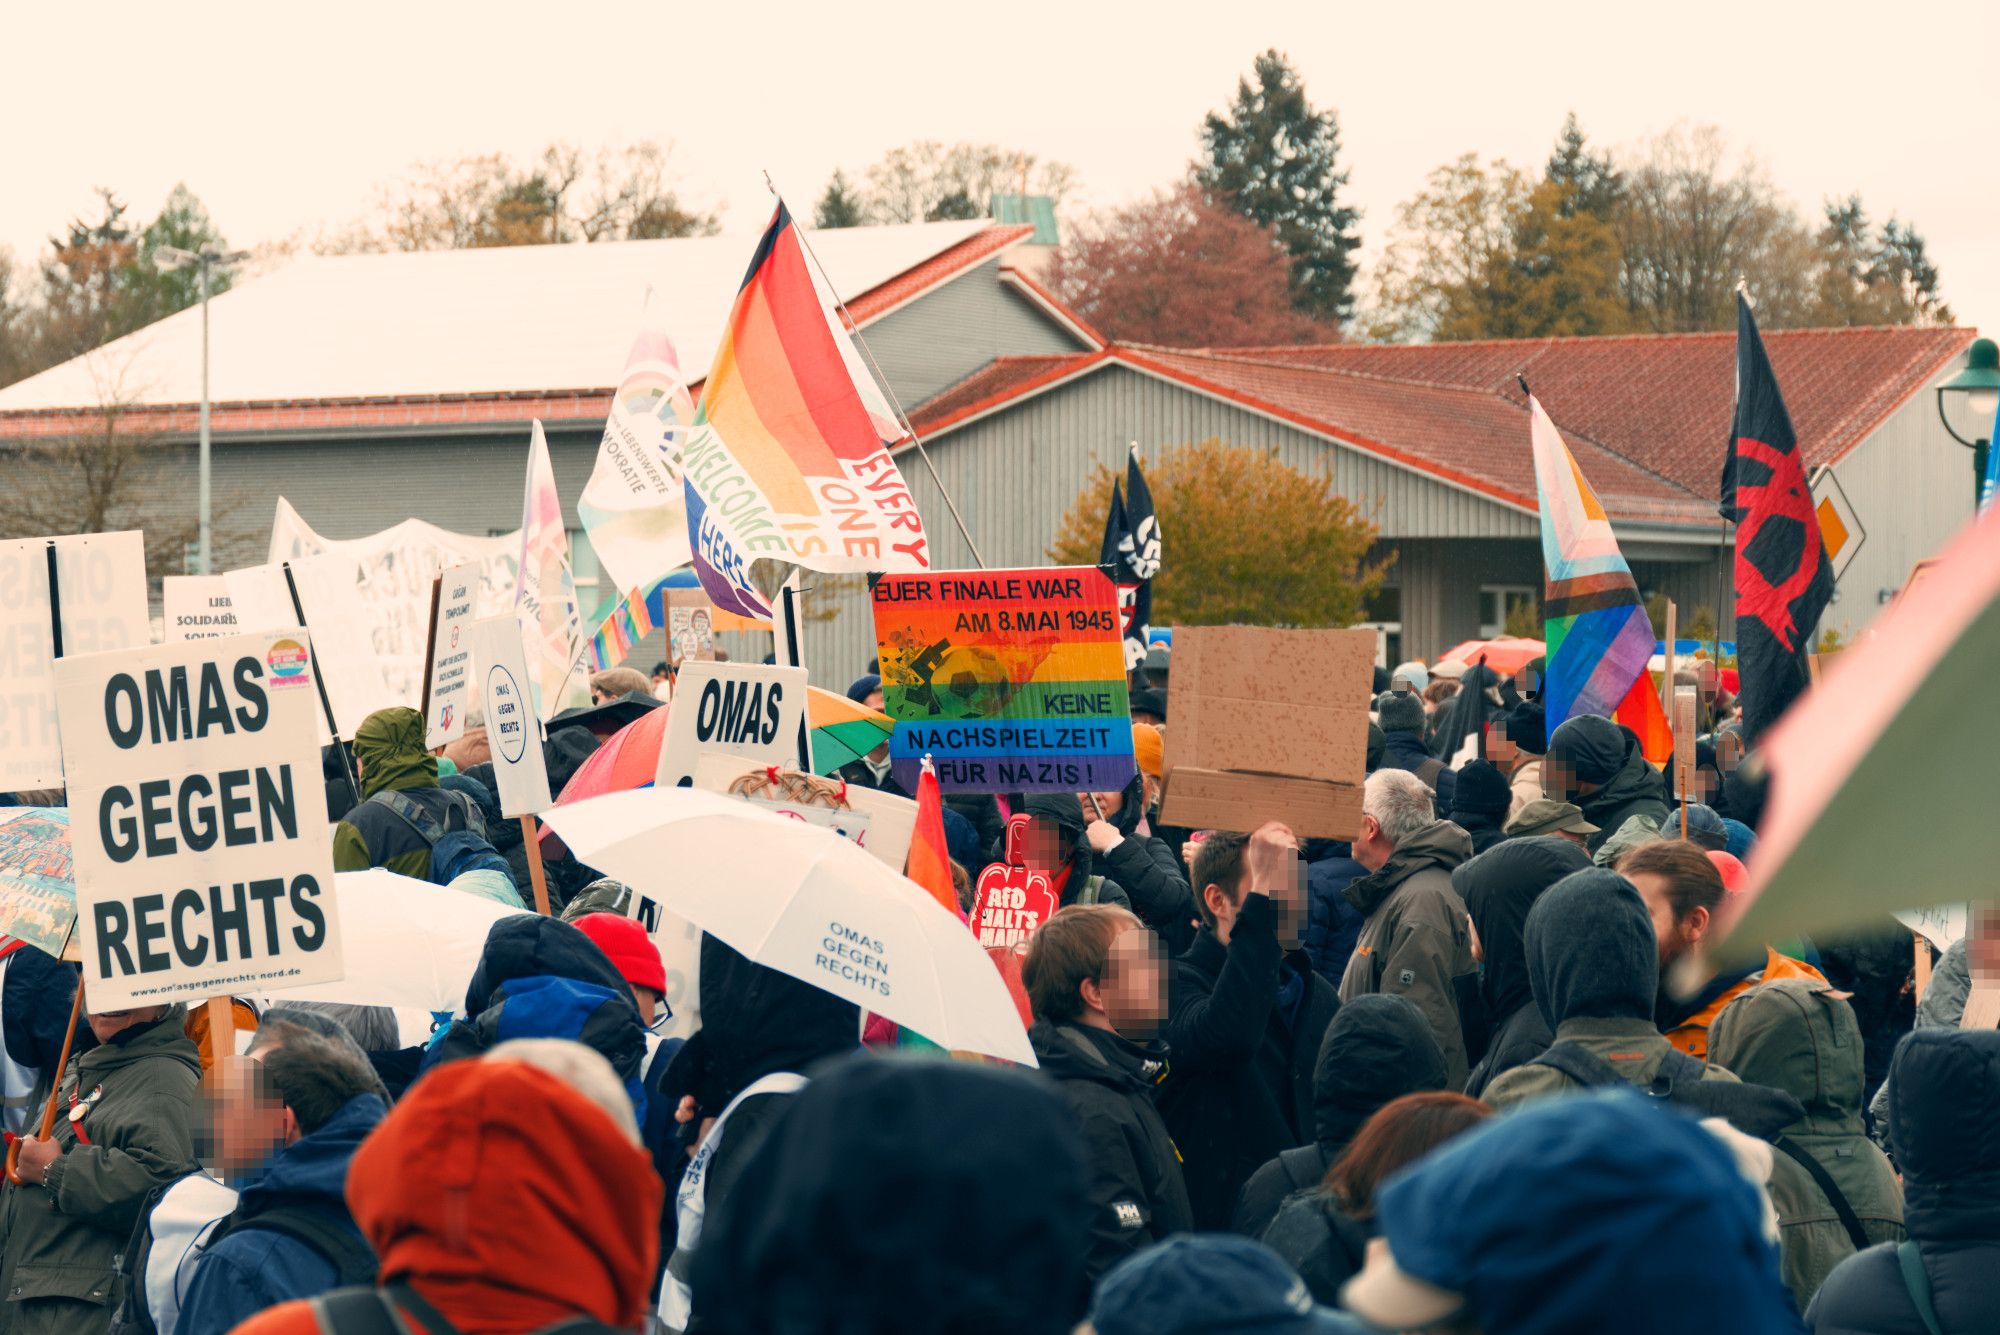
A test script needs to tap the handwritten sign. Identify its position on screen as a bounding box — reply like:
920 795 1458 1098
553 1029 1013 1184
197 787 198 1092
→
872 567 1135 794
970 815 1059 947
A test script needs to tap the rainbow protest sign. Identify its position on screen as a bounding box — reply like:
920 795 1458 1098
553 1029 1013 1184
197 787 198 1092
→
872 567 1137 794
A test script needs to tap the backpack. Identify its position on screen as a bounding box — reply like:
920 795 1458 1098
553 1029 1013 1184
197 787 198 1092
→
1528 1040 1807 1140
1076 875 1106 906
1276 1145 1327 1195
204 1196 379 1287
308 1281 620 1335
366 789 487 879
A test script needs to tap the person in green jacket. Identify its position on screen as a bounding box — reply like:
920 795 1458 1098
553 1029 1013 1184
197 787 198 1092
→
1709 978 1906 1310
332 707 487 880
0 996 201 1335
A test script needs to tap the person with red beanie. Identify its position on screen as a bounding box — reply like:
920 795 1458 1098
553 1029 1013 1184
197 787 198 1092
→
573 912 668 1027
229 1048 663 1335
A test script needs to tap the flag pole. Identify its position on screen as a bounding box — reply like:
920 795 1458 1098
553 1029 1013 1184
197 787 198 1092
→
766 172 988 569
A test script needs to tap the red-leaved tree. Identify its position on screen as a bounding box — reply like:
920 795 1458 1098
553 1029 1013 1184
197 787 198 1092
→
1048 184 1338 347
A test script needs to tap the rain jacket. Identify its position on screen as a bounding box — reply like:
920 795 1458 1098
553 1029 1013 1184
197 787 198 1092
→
1806 1029 2000 1335
0 1007 200 1335
1159 895 1339 1230
1337 821 1476 1088
1231 993 1447 1241
231 1059 662 1335
1484 870 1749 1112
1456 837 1593 1099
1546 715 1670 856
1663 946 1828 1061
174 1094 387 1334
1028 1021 1192 1279
332 708 487 881
1868 939 1969 1155
1709 980 1905 1310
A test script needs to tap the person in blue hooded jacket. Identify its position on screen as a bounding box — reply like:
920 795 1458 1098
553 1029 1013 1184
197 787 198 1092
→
175 1019 388 1334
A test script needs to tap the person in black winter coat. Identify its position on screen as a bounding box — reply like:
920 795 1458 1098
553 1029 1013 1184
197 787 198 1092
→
1456 837 1594 1098
1159 824 1339 1230
1019 793 1133 912
1024 905 1193 1279
0 941 76 1136
1081 774 1199 955
1806 1028 2000 1334
1231 993 1448 1240
1544 714 1670 855
1448 759 1513 854
1375 689 1457 812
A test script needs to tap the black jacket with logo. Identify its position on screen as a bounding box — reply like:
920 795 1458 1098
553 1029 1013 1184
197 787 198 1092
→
1028 1021 1192 1280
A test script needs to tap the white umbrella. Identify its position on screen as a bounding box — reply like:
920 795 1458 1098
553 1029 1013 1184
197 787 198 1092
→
262 869 529 1013
544 788 1035 1066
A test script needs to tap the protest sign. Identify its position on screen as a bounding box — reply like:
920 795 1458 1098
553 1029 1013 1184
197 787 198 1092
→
226 556 397 742
269 498 519 707
0 531 150 792
577 330 697 594
424 564 479 748
54 630 343 1009
970 814 1059 948
1159 626 1374 839
1673 686 1699 831
162 576 240 642
468 616 552 818
0 807 74 959
1898 903 1967 953
667 587 717 665
872 567 1135 794
656 662 807 790
690 752 916 870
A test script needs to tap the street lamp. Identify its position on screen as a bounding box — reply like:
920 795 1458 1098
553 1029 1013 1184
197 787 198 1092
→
1936 336 2000 509
152 244 251 574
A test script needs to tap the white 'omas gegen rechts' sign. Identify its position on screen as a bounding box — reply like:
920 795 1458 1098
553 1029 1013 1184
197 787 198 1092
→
467 615 551 818
55 630 344 1009
655 661 807 790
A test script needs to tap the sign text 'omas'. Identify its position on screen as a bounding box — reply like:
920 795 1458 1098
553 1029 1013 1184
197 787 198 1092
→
656 661 807 789
55 631 343 1009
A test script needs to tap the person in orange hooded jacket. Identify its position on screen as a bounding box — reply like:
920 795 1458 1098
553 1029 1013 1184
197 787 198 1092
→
1617 839 1823 1060
229 1043 662 1335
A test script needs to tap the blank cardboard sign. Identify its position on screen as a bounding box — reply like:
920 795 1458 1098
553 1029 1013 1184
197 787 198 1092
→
1159 626 1375 839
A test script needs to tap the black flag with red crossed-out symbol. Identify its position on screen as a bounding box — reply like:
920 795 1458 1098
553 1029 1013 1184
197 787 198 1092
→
1720 292 1833 744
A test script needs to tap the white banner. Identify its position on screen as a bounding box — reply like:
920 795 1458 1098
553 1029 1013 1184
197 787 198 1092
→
468 616 551 818
577 330 696 594
268 498 519 710
656 662 807 790
0 531 150 792
161 576 239 642
515 422 583 721
55 630 344 1009
424 563 480 749
226 557 396 742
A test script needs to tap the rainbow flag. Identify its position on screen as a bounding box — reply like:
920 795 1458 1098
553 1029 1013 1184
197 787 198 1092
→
683 201 931 619
583 579 660 674
1529 395 1672 763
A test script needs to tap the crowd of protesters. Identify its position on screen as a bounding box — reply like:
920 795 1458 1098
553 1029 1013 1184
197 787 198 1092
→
0 641 1993 1335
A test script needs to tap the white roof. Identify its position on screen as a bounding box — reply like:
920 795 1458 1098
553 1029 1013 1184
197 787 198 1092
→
0 219 998 411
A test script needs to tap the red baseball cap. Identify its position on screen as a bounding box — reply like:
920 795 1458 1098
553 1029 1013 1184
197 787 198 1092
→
572 912 667 997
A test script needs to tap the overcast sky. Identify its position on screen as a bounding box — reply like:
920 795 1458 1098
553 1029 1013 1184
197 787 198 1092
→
8 0 1994 335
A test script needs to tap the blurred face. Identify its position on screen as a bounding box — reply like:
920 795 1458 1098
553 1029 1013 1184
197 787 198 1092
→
86 998 167 1044
1628 870 1705 969
864 688 885 712
1082 790 1122 820
1022 817 1072 873
211 1048 297 1180
1100 926 1166 1038
1267 847 1307 950
1486 723 1520 768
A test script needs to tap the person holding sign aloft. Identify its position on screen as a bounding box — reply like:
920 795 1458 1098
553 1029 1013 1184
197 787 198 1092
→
0 989 201 1335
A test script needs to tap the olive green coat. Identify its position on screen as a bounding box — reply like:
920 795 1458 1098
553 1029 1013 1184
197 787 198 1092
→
0 1007 201 1335
1709 979 1905 1311
1482 1016 1743 1109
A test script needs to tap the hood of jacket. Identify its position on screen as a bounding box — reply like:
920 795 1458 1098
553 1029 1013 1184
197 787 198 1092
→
462 914 629 1015
1888 1028 2000 1240
1524 869 1657 1029
1707 978 1863 1137
691 1055 1092 1335
347 1057 660 1332
1310 994 1447 1152
352 707 438 800
240 1093 387 1214
1344 821 1473 918
1548 715 1666 823
673 935 860 1111
1028 1020 1167 1094
1456 838 1592 1022
78 1003 201 1080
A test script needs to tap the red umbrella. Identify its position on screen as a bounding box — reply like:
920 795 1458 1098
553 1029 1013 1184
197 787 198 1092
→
1437 636 1545 676
556 703 672 804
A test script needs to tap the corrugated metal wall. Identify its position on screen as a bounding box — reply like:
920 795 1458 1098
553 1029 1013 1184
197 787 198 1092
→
851 260 1088 406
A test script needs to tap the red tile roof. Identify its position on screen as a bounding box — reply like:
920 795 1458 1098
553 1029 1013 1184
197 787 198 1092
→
905 326 1974 527
1208 326 1975 494
844 224 1036 323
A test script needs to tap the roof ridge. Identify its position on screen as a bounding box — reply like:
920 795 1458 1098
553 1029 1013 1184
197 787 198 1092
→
1133 343 1542 401
1206 323 1977 355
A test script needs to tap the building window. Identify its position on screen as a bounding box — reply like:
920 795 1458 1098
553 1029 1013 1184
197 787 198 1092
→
1357 584 1402 668
1479 585 1537 639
